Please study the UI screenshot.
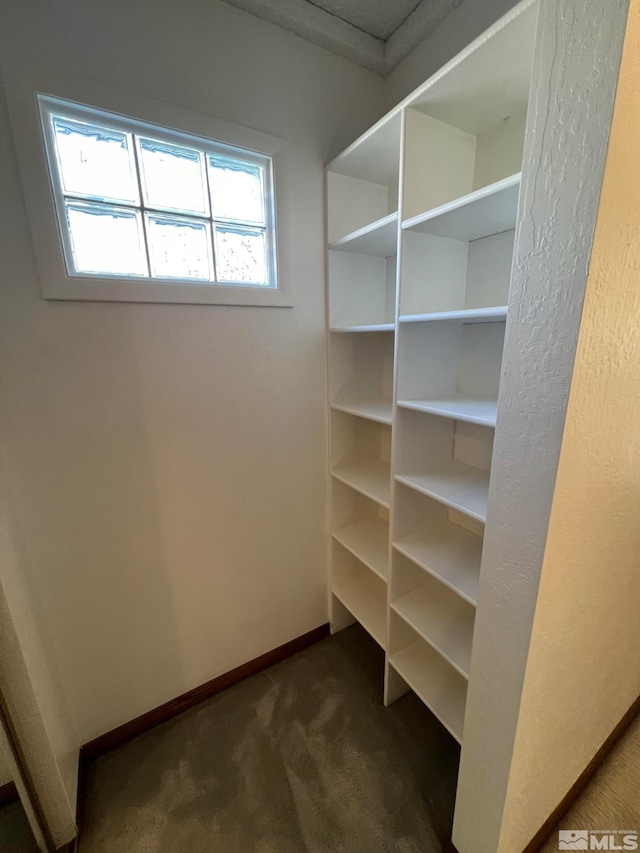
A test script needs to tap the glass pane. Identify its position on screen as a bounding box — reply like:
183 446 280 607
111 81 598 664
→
52 116 139 204
214 226 268 285
208 156 264 224
146 214 213 280
137 138 209 215
66 202 147 276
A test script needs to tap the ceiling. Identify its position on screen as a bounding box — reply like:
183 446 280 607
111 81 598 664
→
221 0 463 76
308 0 423 40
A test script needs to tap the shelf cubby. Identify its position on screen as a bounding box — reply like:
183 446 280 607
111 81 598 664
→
399 226 515 319
394 408 493 523
392 483 482 606
391 551 475 678
331 478 390 581
329 331 394 426
327 113 401 247
396 320 504 428
329 212 398 257
330 410 392 508
403 174 520 242
332 542 388 648
401 105 526 226
333 518 389 582
387 611 467 743
328 251 397 330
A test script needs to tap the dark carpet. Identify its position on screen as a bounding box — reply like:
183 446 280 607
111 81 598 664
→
79 626 460 852
0 800 39 852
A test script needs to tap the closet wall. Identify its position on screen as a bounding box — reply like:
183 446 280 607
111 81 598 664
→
497 1 640 845
0 0 385 752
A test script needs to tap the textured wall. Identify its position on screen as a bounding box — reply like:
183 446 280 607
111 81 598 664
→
452 1 630 851
499 0 640 845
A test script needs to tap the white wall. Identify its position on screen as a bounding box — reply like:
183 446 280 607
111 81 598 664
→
499 1 640 845
385 0 520 105
0 532 77 846
0 0 385 749
0 466 79 811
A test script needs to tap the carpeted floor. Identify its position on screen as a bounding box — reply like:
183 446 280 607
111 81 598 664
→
79 626 460 853
0 799 39 852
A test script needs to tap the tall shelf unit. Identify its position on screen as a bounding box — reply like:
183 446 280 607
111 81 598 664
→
326 0 538 747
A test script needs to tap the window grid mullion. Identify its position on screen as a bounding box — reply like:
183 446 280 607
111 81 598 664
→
62 191 140 209
131 134 153 278
203 153 218 283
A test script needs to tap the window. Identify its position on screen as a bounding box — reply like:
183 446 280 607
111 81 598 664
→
38 96 277 290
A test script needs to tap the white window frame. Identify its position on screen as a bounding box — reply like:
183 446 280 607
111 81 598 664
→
4 69 294 307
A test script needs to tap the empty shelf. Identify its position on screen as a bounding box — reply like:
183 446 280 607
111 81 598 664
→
396 460 489 523
402 174 521 241
392 583 475 677
397 395 497 428
393 526 481 606
399 306 508 325
390 640 467 743
332 459 391 508
331 398 393 425
330 323 395 333
333 572 387 648
333 517 389 581
329 212 398 257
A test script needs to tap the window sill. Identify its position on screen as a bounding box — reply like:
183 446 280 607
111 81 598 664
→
40 275 294 307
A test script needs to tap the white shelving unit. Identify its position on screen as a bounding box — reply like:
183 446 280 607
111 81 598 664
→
326 0 538 754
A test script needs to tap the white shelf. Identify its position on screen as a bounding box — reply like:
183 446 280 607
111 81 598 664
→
329 212 398 257
396 460 489 523
332 460 391 508
330 323 395 333
333 571 387 648
399 306 508 325
331 398 393 425
394 526 481 606
402 174 521 242
390 640 467 743
333 517 389 581
392 583 475 678
397 395 497 428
